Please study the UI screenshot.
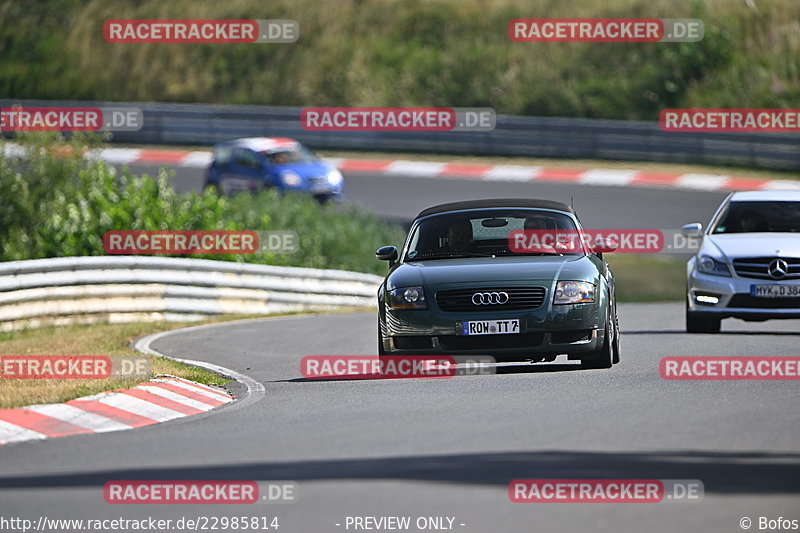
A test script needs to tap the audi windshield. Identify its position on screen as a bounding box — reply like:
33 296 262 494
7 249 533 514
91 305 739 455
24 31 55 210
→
404 210 582 261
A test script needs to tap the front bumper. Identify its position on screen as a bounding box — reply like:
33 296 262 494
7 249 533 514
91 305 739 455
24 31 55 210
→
284 179 343 200
687 270 800 320
381 302 605 359
313 191 344 202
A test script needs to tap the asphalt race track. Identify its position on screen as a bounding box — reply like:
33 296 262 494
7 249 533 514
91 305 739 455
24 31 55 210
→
1 164 797 532
123 162 730 228
1 304 799 532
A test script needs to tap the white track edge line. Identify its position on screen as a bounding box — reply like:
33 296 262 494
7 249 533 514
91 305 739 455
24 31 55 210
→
133 319 269 414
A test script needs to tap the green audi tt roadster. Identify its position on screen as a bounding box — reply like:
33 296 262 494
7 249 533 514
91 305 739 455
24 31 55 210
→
376 198 620 369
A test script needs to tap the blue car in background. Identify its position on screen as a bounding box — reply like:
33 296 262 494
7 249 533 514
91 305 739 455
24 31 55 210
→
205 137 344 202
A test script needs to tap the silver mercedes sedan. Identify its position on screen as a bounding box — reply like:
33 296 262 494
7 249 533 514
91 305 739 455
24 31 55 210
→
684 190 800 333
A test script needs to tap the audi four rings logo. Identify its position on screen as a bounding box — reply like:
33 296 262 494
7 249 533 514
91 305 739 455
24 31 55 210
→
472 292 509 305
768 258 789 279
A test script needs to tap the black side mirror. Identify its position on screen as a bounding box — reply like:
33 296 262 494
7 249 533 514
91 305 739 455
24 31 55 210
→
376 246 398 262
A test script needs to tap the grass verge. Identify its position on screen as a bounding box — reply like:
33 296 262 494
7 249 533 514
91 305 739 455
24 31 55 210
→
0 314 286 409
608 254 686 303
2 0 797 121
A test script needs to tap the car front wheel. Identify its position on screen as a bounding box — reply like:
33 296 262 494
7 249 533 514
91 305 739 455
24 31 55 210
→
582 302 618 370
378 321 387 355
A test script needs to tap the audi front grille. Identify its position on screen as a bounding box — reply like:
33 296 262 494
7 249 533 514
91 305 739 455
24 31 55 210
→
732 257 800 280
435 287 547 312
392 336 434 350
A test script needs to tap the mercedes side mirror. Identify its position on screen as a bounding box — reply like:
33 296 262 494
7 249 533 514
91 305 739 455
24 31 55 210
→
681 223 703 237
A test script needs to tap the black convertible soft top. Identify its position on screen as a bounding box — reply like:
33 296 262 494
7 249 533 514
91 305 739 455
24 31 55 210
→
416 198 575 219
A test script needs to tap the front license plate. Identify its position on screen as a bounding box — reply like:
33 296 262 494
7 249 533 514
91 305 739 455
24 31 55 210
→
459 319 520 335
750 284 800 298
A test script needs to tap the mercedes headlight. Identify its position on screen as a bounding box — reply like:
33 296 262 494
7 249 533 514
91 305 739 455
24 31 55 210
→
554 281 595 304
327 169 343 186
697 255 731 277
281 171 302 187
387 287 427 309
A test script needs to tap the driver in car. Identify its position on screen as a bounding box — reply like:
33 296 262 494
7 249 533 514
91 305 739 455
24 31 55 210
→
738 210 769 232
446 219 473 253
524 214 562 253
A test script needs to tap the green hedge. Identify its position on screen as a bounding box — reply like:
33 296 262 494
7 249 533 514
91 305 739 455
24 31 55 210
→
1 0 797 120
0 134 406 274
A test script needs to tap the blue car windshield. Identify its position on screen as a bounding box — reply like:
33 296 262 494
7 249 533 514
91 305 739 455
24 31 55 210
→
405 209 581 260
262 146 319 164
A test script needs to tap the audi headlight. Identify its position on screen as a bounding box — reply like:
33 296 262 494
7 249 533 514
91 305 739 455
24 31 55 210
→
697 255 731 277
281 171 302 187
554 281 595 304
327 169 343 186
387 287 427 309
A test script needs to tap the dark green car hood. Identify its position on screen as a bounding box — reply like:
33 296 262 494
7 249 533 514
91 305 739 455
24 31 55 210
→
385 255 601 289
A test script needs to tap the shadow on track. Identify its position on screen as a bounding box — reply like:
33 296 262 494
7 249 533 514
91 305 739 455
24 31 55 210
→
1 450 798 496
624 329 800 336
277 362 586 382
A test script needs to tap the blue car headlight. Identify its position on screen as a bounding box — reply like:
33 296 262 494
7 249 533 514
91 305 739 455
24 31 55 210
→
697 255 731 277
281 171 302 187
387 287 427 309
554 281 595 304
327 169 343 186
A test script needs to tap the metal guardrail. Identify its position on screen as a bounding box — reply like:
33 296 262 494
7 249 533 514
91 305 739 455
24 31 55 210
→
0 256 382 331
2 99 798 170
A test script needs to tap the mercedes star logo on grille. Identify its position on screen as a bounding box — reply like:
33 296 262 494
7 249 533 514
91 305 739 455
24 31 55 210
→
768 258 789 279
471 292 509 305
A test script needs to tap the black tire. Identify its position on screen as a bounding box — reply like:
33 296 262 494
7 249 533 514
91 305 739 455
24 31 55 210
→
611 300 620 364
582 302 617 370
378 321 387 355
686 309 721 333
